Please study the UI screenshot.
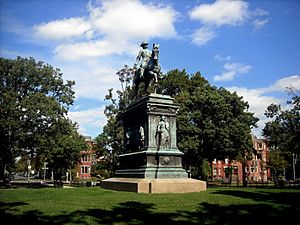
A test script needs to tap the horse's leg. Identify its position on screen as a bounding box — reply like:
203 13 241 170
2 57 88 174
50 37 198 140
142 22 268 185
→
144 80 149 94
134 69 141 98
153 77 158 94
134 82 138 97
154 73 158 83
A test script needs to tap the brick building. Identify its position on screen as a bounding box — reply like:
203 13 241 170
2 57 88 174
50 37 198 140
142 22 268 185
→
211 134 270 183
76 136 97 179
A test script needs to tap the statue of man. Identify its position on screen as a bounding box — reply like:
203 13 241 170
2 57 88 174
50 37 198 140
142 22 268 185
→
134 41 152 78
155 116 170 149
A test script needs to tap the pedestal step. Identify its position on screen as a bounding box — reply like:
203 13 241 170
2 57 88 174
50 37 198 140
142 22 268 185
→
100 178 207 193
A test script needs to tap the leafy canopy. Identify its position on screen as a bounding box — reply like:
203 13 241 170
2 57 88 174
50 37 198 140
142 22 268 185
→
263 88 300 179
0 57 84 182
160 70 258 177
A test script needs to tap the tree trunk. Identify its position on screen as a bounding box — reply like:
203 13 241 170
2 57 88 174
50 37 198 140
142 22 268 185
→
2 163 11 187
242 162 248 187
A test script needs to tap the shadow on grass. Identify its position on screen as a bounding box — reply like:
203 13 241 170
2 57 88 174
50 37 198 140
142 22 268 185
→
211 189 300 208
1 189 299 225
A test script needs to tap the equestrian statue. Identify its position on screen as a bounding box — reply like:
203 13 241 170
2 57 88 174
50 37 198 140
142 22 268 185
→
133 41 163 98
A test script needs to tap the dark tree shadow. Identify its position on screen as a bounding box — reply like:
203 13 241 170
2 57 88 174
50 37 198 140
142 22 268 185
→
211 189 300 208
1 189 300 225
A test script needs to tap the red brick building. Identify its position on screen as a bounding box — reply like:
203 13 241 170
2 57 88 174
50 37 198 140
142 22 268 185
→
76 136 97 179
211 134 270 183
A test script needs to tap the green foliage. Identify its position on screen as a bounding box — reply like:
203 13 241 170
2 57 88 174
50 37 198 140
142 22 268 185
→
91 163 111 179
268 150 288 178
160 70 258 178
224 166 234 178
14 155 30 174
263 88 300 179
95 65 136 175
201 159 212 181
0 56 80 182
40 123 86 181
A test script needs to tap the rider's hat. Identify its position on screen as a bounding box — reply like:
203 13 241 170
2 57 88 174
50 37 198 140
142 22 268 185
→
140 41 148 47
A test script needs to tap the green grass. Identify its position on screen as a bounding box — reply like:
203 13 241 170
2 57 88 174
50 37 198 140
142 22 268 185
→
1 187 299 225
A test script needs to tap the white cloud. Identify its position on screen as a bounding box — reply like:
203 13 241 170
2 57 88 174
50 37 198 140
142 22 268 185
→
54 39 131 61
224 62 252 73
60 60 126 137
227 86 280 137
33 0 178 60
62 61 120 100
214 62 252 81
88 0 177 39
30 0 179 136
265 75 300 92
189 0 249 27
253 18 269 31
251 8 269 17
191 27 216 46
189 0 269 45
227 75 299 137
34 17 91 40
68 106 107 137
227 86 280 117
214 71 236 82
214 54 231 61
33 0 178 137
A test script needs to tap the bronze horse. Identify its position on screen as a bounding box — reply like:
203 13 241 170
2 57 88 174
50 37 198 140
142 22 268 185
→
134 44 162 97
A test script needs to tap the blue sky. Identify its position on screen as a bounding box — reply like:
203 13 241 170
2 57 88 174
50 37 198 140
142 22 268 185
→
1 0 300 139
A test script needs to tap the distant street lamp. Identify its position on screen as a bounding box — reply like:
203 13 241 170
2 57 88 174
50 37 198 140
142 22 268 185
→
27 165 31 183
293 153 297 180
42 162 48 181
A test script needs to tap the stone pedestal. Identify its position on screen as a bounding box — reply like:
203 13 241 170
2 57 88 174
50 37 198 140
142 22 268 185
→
101 178 207 193
101 94 207 193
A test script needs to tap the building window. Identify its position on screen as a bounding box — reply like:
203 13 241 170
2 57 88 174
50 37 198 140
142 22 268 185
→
213 168 217 176
81 166 91 174
233 167 238 175
254 160 258 166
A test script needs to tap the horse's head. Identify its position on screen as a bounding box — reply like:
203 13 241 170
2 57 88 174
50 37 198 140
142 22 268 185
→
152 44 159 61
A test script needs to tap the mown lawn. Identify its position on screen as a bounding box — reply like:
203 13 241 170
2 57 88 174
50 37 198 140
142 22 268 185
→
1 187 299 225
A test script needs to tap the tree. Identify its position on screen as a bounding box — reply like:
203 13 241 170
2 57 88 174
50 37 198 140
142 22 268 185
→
263 88 300 180
95 65 135 176
37 118 86 182
0 57 78 184
160 70 258 180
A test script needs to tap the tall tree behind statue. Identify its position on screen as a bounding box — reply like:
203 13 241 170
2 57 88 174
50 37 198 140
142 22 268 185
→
160 70 258 180
0 57 86 185
263 87 300 181
95 65 134 175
